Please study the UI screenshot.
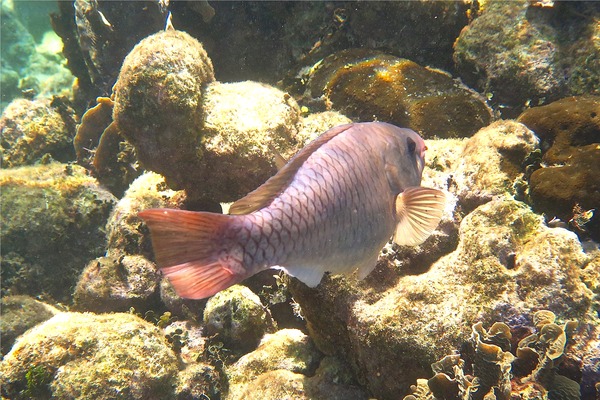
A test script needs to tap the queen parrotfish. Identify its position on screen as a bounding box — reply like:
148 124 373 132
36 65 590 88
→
139 122 446 299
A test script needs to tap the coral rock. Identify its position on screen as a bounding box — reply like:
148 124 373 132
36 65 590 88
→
203 285 275 354
200 80 302 202
0 312 178 399
453 120 540 211
73 252 161 313
227 328 322 398
0 163 116 302
113 29 215 194
307 48 492 139
1 98 77 168
0 295 59 356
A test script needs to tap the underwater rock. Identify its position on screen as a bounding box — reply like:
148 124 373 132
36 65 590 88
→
105 172 185 259
0 312 178 399
517 95 600 240
74 96 140 196
203 285 276 355
0 295 59 356
113 29 215 195
452 120 540 211
454 0 600 117
73 251 161 313
296 111 353 146
226 328 322 398
0 98 77 168
228 353 368 400
306 48 492 139
175 362 221 400
289 196 596 398
199 80 302 202
0 163 116 302
72 172 201 315
50 0 167 104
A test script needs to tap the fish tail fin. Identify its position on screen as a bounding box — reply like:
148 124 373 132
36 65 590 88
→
138 208 245 299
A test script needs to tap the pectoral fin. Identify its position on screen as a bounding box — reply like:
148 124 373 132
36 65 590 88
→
394 187 446 246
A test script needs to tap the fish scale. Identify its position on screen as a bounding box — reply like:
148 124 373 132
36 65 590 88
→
139 122 446 299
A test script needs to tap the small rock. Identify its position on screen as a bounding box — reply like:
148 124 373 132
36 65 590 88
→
203 285 275 354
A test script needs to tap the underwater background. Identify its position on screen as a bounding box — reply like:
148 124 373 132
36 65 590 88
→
1 1 599 399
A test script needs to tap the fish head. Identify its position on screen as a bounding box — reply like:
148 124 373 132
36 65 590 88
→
377 123 427 192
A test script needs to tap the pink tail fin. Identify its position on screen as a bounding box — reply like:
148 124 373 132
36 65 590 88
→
138 208 244 299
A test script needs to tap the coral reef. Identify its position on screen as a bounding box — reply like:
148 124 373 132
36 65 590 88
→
1 98 77 168
517 95 600 241
0 163 116 302
454 0 600 117
2 3 599 399
289 193 596 399
0 295 59 356
0 312 179 399
307 49 492 139
203 285 276 355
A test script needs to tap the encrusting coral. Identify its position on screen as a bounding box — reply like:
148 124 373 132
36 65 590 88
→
306 48 492 139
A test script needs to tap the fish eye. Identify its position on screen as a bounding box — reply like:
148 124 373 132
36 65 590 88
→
406 137 416 155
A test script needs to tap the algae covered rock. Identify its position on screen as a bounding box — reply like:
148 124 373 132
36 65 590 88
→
203 285 276 354
73 253 161 313
73 172 190 314
0 98 77 168
0 295 59 356
200 80 302 202
227 328 322 398
307 48 492 139
113 29 215 195
175 362 222 400
517 95 600 240
453 120 539 210
454 0 600 117
0 312 179 399
0 163 117 302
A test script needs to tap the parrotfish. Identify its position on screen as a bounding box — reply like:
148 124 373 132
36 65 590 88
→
139 122 445 299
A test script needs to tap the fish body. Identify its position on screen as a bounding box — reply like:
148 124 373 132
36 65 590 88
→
140 122 445 299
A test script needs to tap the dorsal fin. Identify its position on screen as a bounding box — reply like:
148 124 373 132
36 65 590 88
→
229 123 354 215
